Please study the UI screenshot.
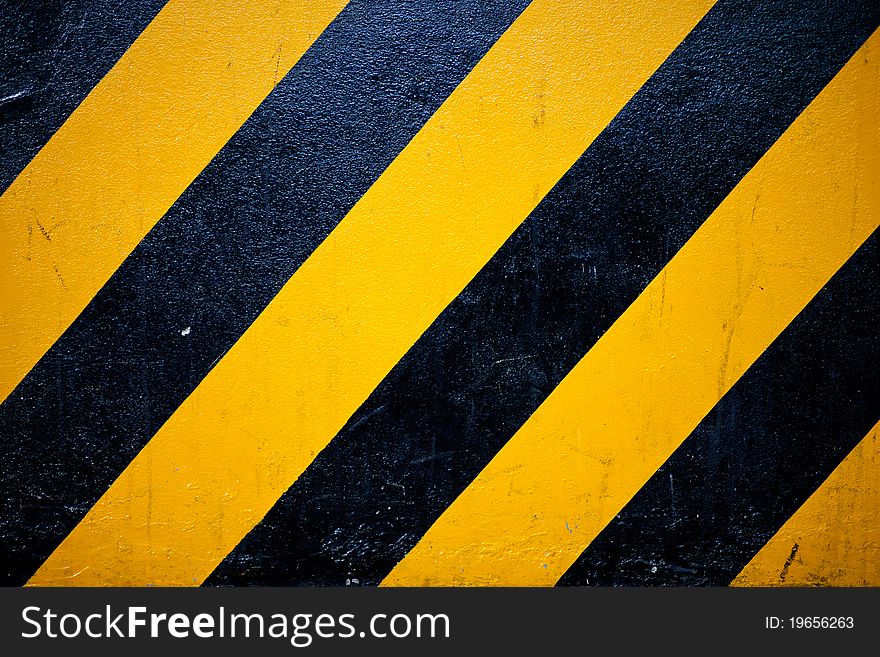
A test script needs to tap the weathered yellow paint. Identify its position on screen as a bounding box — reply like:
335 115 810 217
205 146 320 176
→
383 32 880 586
732 423 880 587
0 0 348 403
30 0 716 586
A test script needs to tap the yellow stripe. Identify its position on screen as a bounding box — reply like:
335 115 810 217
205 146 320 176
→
732 422 880 587
29 0 716 586
0 0 348 402
383 32 880 586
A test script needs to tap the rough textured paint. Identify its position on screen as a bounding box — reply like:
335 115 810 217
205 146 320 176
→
733 425 880 587
1 0 529 586
210 0 880 586
31 0 715 587
0 0 349 403
560 231 879 585
0 0 167 193
386 34 879 585
2 0 877 588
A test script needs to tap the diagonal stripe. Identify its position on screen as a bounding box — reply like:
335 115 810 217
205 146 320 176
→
384 33 880 585
732 423 879 587
209 0 880 586
559 231 880 586
12 0 533 587
0 0 167 193
29 0 716 587
0 0 349 403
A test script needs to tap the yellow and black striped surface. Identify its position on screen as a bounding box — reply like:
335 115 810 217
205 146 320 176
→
1 0 877 587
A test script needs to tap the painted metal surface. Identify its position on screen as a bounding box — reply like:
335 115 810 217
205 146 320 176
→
1 0 877 587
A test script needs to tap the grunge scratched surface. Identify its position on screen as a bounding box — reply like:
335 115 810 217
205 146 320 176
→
1 0 878 587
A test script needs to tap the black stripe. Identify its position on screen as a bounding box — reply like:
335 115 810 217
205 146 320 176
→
559 230 880 586
0 0 530 585
207 0 880 586
0 0 167 193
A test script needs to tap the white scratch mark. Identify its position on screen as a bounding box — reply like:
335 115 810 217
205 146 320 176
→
493 354 537 366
